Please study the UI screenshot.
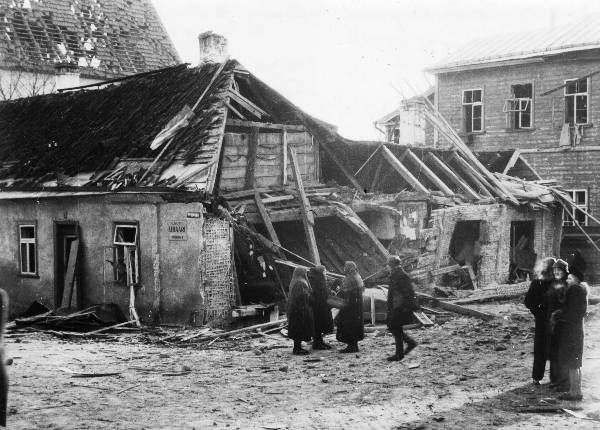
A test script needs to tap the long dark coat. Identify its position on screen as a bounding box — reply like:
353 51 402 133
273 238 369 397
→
308 266 334 335
287 268 314 342
336 263 364 344
547 279 567 361
387 266 417 332
554 283 588 368
524 277 554 361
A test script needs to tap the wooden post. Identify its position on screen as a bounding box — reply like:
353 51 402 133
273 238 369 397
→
245 127 259 189
288 146 321 265
254 190 282 247
282 129 288 185
381 146 430 194
426 152 480 200
404 149 455 196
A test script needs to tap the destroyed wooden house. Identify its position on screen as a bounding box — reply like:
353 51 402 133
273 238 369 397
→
0 53 565 327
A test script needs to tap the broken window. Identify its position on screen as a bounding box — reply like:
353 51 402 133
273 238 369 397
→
563 189 588 226
565 78 589 125
462 89 483 133
112 224 139 284
504 83 532 129
19 223 37 275
510 221 536 282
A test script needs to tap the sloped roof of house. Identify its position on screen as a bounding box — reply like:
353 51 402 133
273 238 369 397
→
0 0 179 78
427 16 600 73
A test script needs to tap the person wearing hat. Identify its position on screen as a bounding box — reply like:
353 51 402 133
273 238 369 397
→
524 257 556 384
553 266 588 401
385 255 418 361
287 267 314 355
547 258 570 390
308 265 334 350
335 261 365 353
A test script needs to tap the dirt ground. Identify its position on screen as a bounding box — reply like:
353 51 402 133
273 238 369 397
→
5 299 600 430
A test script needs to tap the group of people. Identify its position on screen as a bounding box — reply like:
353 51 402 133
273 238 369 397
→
524 253 588 401
287 256 419 361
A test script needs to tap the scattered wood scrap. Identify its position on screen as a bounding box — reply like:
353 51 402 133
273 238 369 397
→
417 293 495 321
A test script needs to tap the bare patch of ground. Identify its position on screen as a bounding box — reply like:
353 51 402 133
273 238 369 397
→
6 300 600 429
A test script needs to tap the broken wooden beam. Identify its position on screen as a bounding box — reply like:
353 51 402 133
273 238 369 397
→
425 152 480 200
319 138 366 195
226 119 306 132
417 293 495 321
203 318 288 340
254 190 282 247
412 311 434 326
227 89 268 119
288 146 320 265
450 153 495 198
404 149 454 196
381 146 429 194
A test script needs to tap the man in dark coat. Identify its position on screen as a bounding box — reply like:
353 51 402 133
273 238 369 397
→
386 256 418 361
524 257 556 384
287 267 314 355
549 259 570 390
335 261 364 353
308 266 333 350
554 266 588 400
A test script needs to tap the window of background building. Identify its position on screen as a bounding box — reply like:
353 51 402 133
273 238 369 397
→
19 223 37 275
563 189 588 226
462 89 483 133
565 78 589 125
505 83 532 129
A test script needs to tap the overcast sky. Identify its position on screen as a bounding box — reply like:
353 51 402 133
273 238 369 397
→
153 0 600 140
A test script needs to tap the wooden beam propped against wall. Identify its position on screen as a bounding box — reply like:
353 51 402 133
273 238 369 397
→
404 149 455 196
425 152 480 200
288 146 321 265
449 153 494 198
320 139 365 196
502 149 522 175
254 190 282 248
227 89 268 120
381 146 429 194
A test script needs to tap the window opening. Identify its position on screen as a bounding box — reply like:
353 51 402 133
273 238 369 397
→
112 224 139 284
563 189 588 226
565 78 589 125
462 89 483 133
504 83 532 129
19 224 36 275
509 221 536 282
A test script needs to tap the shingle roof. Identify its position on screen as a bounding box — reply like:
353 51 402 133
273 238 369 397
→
427 16 600 73
0 0 180 78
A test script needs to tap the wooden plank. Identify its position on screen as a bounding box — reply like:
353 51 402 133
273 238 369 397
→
355 144 383 176
332 204 390 259
404 149 454 196
244 127 259 189
426 152 480 199
502 149 522 175
417 293 495 321
227 89 267 119
61 239 79 309
224 101 246 120
465 264 479 290
319 139 365 195
254 190 282 247
450 153 494 198
226 119 306 132
288 146 321 265
282 129 288 185
381 146 429 194
412 311 434 326
430 264 462 277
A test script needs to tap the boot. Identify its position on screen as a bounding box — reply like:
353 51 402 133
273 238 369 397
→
340 342 359 353
293 340 309 355
387 338 404 361
404 338 418 357
313 334 332 350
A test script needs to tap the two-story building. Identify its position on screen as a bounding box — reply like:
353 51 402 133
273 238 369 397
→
424 18 600 283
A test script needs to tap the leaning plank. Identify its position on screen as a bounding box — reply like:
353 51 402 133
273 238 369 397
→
412 311 434 326
381 146 429 194
254 190 282 247
417 293 495 321
319 138 365 195
202 319 288 340
355 143 383 176
85 320 138 336
502 149 522 175
227 89 268 119
404 149 454 196
288 146 320 265
61 239 80 308
425 152 480 199
450 153 494 198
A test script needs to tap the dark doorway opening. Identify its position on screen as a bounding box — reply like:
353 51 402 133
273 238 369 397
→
510 220 536 282
54 222 80 308
448 220 481 273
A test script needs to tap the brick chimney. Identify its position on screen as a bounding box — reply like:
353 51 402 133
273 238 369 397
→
198 31 228 64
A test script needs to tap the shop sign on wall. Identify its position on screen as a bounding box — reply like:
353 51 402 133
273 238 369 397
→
168 220 187 241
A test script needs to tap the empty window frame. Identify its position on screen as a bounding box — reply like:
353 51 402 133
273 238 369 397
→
563 189 588 226
112 224 139 284
462 89 483 133
565 78 589 125
505 83 533 129
19 223 37 275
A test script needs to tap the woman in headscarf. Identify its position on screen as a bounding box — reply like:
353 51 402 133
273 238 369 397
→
308 265 334 350
287 267 314 355
524 257 556 384
335 261 364 353
386 255 418 361
554 266 588 401
549 259 569 390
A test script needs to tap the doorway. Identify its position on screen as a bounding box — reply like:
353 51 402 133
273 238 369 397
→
510 220 536 281
448 220 481 273
54 222 80 308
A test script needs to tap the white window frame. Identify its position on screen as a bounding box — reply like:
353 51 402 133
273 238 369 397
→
504 83 533 130
564 78 590 125
19 223 37 275
112 224 139 284
563 189 588 226
462 89 484 133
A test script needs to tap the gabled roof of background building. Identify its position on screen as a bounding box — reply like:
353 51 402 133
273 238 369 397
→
426 16 600 73
0 0 179 78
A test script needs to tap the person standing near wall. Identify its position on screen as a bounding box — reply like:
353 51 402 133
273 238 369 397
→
308 266 333 350
335 261 365 353
287 267 314 355
386 256 418 361
554 266 588 401
524 257 556 384
549 259 570 391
